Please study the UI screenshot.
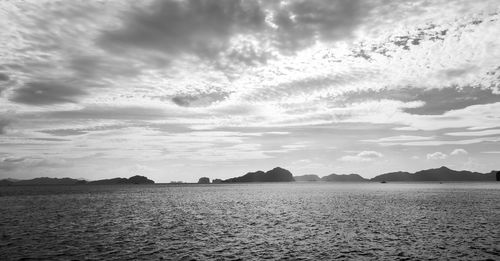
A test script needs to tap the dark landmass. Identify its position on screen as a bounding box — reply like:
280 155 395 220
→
198 177 210 184
0 179 15 186
371 166 497 182
11 177 85 186
223 167 295 183
294 174 321 181
88 175 154 185
0 175 154 186
212 179 223 184
321 173 368 182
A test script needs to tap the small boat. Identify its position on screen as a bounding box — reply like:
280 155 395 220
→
380 181 387 184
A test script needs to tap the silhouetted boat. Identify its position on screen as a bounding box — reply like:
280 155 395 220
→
380 181 387 184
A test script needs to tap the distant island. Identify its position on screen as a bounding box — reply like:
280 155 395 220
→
0 175 154 186
322 173 368 182
222 167 295 183
294 174 367 182
370 166 497 182
2 167 498 186
294 174 321 181
198 166 498 184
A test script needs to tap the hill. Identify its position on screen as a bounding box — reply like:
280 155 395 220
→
294 174 321 181
371 166 496 182
0 175 154 186
223 167 295 183
321 173 368 182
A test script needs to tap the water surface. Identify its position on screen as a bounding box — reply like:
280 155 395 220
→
1 182 499 260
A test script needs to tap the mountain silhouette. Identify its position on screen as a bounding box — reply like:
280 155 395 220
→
88 175 154 185
321 173 368 182
10 177 84 186
223 167 295 182
371 166 496 182
294 174 321 181
198 177 210 184
0 175 154 186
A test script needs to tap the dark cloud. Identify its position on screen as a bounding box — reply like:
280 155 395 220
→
273 0 369 52
345 86 500 115
47 106 172 120
0 156 67 171
40 129 89 136
9 81 88 105
99 0 266 59
443 68 473 78
0 72 11 96
0 118 11 135
170 92 228 107
0 72 9 81
69 55 142 79
98 0 371 63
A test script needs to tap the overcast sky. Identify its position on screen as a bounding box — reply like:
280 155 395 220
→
1 0 499 182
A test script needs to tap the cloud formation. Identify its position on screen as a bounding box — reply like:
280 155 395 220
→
0 72 9 81
9 81 88 105
450 148 468 156
426 152 447 160
99 0 267 59
339 151 383 162
0 118 10 135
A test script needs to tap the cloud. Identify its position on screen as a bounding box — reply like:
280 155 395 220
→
445 129 500 137
9 81 88 105
363 135 434 143
99 0 266 59
344 86 500 115
271 0 370 52
69 55 143 79
46 106 174 120
170 92 229 107
0 118 11 135
0 156 68 171
426 151 447 160
339 150 383 162
0 72 9 81
450 148 468 156
98 0 375 64
380 137 500 146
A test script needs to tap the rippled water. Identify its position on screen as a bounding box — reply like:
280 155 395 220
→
1 182 499 260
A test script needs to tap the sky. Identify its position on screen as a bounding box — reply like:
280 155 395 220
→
0 0 499 182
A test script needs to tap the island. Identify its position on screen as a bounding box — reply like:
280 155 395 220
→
371 166 497 182
223 167 295 183
294 174 321 181
321 173 368 182
0 175 155 186
198 177 210 184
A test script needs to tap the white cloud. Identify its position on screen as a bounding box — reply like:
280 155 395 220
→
339 150 383 162
426 152 447 160
377 136 500 146
446 129 500 137
450 148 468 156
363 135 434 143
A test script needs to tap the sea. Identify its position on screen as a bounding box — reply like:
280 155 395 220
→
0 182 499 260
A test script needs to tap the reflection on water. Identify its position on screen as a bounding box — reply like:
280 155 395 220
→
1 183 499 260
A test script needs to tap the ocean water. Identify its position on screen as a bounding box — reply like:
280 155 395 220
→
0 182 499 260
